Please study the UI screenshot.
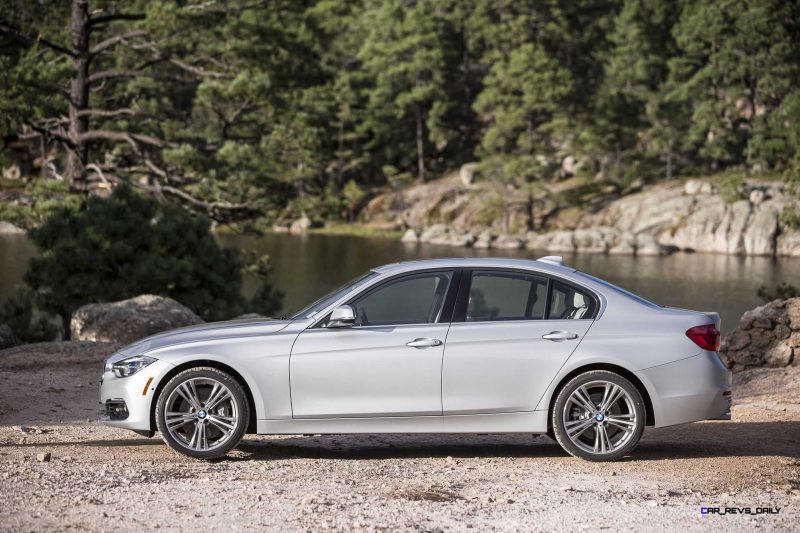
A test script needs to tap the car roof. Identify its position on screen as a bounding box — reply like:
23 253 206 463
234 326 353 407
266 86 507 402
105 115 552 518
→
371 257 577 277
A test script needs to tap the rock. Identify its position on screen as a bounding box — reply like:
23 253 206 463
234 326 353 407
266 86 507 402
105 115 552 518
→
525 232 552 251
0 221 25 234
492 235 523 249
0 323 19 350
786 299 800 330
765 343 793 367
447 231 475 247
634 233 663 256
419 224 449 243
473 230 494 249
561 155 580 177
36 452 51 463
400 228 419 243
749 189 767 205
289 216 312 234
573 227 618 254
743 203 779 255
547 230 576 253
609 232 636 255
459 162 479 186
720 298 800 372
684 179 705 195
70 295 204 344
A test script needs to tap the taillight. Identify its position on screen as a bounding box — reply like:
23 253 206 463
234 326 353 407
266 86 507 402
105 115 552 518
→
686 324 720 351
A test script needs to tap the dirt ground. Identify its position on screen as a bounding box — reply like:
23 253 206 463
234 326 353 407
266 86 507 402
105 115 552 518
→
0 342 798 532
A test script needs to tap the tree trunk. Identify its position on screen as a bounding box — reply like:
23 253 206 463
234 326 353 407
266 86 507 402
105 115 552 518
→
66 0 90 191
416 103 425 183
665 139 673 180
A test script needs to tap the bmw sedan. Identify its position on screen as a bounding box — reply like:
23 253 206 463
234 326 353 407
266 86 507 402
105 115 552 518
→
100 256 732 461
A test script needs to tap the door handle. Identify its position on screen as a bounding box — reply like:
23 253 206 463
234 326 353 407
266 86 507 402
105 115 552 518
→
542 331 579 341
406 338 443 348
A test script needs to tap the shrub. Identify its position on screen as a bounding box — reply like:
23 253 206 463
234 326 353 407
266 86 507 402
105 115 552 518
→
25 186 282 330
757 283 800 302
0 285 58 343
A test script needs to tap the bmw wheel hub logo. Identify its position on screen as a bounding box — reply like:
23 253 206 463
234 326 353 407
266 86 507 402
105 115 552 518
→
595 413 605 422
197 410 207 419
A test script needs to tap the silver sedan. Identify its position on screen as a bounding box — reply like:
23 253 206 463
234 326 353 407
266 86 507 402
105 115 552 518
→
100 256 732 461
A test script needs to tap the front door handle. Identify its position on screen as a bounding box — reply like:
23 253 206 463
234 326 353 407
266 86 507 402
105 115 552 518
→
406 338 443 348
542 331 579 341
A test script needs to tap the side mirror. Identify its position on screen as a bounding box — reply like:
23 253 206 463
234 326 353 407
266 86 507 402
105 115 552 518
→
327 305 356 328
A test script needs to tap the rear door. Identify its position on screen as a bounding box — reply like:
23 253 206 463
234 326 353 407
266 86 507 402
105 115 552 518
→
442 270 596 414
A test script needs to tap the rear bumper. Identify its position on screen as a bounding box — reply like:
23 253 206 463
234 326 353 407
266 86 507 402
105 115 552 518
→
637 351 732 428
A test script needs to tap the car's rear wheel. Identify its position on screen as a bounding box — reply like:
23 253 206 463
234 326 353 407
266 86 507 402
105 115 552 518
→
155 367 249 459
551 370 645 461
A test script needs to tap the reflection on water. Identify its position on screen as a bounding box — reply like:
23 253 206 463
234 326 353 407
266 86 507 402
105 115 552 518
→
2 231 798 334
0 234 36 301
220 232 800 333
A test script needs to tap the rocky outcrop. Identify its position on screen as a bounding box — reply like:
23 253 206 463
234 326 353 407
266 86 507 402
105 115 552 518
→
719 298 800 372
70 295 203 344
368 173 800 256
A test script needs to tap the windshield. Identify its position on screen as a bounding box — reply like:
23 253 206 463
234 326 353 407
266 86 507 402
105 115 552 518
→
290 270 380 319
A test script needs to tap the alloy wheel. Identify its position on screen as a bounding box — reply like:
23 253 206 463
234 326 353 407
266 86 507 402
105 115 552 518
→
561 379 638 455
163 377 239 452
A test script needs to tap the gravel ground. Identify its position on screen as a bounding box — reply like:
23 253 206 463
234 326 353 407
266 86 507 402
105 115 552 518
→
1 342 798 532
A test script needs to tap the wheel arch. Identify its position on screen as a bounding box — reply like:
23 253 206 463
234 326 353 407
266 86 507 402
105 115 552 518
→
150 360 258 434
545 363 655 432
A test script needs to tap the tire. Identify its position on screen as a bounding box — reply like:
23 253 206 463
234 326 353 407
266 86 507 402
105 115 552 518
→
155 367 249 459
551 370 645 462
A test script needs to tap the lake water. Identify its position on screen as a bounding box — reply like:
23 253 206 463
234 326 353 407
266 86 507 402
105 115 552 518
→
3 231 799 333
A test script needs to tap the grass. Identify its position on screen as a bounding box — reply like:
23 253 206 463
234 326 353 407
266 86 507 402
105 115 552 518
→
310 223 404 239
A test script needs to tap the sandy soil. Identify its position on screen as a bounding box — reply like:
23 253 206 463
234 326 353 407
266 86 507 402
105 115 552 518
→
0 342 798 532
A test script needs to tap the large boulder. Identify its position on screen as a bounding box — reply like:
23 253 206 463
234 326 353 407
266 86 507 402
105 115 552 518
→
719 298 800 372
70 295 204 344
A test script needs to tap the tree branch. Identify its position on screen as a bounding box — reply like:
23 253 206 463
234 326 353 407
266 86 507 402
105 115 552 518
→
76 108 139 118
88 13 146 28
79 130 178 149
90 29 148 55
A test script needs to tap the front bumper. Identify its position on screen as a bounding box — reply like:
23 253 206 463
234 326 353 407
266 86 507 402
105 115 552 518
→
99 359 175 431
637 351 732 428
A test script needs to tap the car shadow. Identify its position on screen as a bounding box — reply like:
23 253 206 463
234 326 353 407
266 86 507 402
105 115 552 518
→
226 420 800 462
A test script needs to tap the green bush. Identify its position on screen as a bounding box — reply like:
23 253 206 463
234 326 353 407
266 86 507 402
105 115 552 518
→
716 172 746 203
0 285 58 343
24 186 282 329
757 282 800 302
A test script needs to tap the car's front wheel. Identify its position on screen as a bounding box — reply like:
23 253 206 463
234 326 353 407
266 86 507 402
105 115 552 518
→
155 367 249 459
551 370 645 461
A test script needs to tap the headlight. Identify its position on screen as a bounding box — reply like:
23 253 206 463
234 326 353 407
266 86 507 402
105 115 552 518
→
108 355 157 378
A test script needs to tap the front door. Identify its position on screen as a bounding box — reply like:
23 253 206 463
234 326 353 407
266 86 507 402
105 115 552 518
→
442 270 595 414
290 270 456 418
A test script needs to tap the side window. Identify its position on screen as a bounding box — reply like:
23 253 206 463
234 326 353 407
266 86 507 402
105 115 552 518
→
548 280 596 319
351 271 453 326
466 271 548 321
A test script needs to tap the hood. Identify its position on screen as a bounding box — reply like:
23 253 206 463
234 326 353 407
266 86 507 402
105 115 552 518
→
107 317 293 363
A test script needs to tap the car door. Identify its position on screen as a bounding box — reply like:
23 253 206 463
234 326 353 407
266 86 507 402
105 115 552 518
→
442 270 596 414
290 269 458 418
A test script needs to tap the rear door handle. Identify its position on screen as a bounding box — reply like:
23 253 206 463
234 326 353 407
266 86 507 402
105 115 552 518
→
542 331 579 341
406 338 443 348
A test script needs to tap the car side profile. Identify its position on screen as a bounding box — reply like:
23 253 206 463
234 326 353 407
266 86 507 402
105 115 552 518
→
100 256 732 461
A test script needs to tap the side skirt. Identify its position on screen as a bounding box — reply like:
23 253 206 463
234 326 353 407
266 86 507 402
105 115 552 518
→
257 410 548 435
